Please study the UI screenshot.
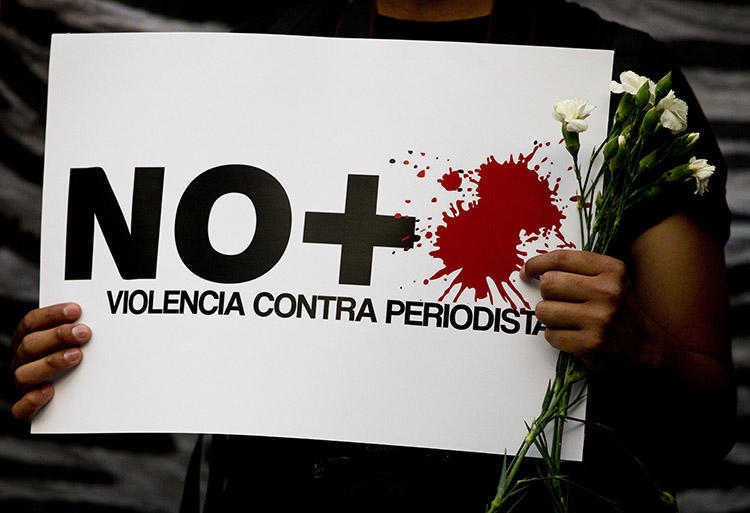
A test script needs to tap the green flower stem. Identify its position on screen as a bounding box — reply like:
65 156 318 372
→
551 354 570 464
599 178 633 254
590 180 618 250
583 134 611 192
487 357 583 513
572 158 589 243
553 382 572 464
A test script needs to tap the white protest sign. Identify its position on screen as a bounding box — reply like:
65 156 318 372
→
37 33 612 461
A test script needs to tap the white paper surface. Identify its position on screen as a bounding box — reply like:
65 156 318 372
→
37 33 612 461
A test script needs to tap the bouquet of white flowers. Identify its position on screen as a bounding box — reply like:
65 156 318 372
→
486 70 714 513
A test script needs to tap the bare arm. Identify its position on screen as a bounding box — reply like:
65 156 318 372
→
628 213 732 391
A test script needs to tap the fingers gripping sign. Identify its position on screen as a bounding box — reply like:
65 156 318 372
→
10 303 91 422
521 250 636 370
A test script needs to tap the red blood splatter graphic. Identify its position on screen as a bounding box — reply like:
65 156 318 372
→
425 231 433 239
438 169 462 191
405 199 411 203
431 197 437 203
428 147 569 308
403 160 409 165
568 195 592 208
417 170 426 178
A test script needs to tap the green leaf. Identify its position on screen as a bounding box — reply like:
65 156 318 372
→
497 450 509 491
541 379 554 411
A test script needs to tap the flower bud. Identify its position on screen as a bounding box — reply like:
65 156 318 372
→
635 80 651 109
595 191 604 209
603 135 619 159
662 163 692 183
654 71 672 104
609 144 628 172
670 132 700 158
637 149 660 174
640 107 663 136
629 184 663 211
643 186 662 201
615 93 635 123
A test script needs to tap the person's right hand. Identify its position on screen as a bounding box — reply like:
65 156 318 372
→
10 303 90 422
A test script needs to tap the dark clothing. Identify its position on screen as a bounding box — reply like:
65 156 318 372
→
181 2 731 512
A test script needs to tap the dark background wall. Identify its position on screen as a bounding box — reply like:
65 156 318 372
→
0 1 747 512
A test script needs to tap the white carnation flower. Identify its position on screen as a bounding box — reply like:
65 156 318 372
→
657 90 688 134
552 98 595 133
686 156 714 196
610 71 656 104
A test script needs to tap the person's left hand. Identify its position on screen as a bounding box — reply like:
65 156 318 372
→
521 249 653 371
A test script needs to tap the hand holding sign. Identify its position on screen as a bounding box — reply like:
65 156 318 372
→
523 250 633 371
11 303 90 421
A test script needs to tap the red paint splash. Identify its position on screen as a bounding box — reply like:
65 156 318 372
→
438 169 462 191
417 170 426 178
428 147 568 308
569 195 591 207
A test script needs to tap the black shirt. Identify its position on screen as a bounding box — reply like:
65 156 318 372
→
182 2 731 512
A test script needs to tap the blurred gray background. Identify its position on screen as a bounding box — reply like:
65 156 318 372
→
0 1 747 511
